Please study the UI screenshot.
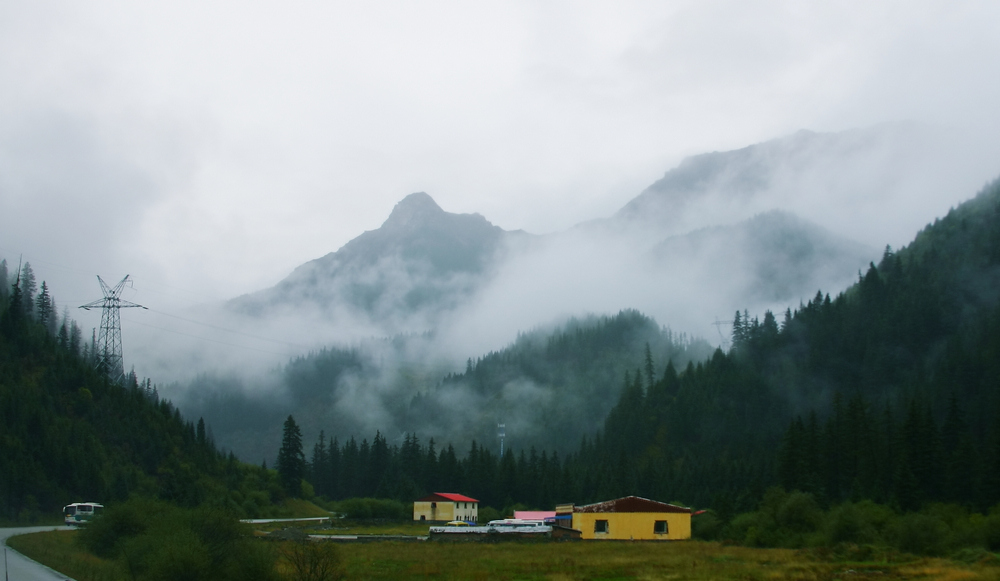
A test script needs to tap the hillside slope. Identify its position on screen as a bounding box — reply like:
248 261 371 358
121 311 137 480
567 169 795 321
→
572 177 1000 512
0 280 279 521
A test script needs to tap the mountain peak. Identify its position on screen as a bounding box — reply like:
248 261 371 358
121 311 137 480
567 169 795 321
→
382 192 444 229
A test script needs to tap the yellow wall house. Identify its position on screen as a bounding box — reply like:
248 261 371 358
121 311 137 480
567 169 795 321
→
413 493 479 523
561 496 691 540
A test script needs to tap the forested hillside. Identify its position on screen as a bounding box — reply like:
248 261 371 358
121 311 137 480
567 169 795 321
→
0 267 280 521
582 177 1000 514
183 310 715 463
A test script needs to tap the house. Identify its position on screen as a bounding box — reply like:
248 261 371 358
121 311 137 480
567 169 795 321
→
413 493 479 522
556 496 691 540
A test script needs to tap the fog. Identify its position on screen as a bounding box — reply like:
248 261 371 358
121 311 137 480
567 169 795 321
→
3 2 1000 458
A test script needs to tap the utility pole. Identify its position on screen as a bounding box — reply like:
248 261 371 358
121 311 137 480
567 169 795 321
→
80 275 146 385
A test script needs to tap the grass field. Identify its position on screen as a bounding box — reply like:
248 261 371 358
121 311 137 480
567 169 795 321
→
6 529 121 581
8 528 1000 580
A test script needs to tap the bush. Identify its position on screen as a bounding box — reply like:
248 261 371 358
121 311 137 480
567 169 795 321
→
825 502 888 546
478 506 502 524
890 512 949 556
282 541 345 581
777 491 823 534
79 498 279 581
79 498 160 558
692 510 723 540
982 513 1000 551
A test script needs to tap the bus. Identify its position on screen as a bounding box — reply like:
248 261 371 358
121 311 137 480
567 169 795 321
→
63 502 104 525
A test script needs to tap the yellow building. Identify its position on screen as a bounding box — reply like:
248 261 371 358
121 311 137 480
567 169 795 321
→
558 496 691 540
413 492 479 523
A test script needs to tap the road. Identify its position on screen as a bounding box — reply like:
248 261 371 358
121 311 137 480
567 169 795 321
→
1 526 75 581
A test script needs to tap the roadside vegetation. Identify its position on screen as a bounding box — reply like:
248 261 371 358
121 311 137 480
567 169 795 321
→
703 488 1000 557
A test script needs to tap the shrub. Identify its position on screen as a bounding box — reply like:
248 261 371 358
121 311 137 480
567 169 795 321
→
692 510 723 541
478 506 502 524
79 498 279 581
983 513 1000 551
282 541 345 581
777 491 823 534
890 512 949 556
79 498 161 558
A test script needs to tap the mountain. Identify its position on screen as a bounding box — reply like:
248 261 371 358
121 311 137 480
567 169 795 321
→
611 123 933 236
223 128 913 337
652 211 874 305
228 192 532 324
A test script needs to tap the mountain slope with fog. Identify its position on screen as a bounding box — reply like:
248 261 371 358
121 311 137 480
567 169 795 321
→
611 123 939 239
179 310 715 463
652 211 874 305
214 127 902 351
565 176 1000 512
228 191 533 325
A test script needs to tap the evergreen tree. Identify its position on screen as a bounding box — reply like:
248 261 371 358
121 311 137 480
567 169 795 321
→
643 342 655 389
20 262 36 317
0 258 8 300
276 415 305 497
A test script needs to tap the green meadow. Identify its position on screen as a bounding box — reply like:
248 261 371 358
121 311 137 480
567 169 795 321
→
8 527 1000 581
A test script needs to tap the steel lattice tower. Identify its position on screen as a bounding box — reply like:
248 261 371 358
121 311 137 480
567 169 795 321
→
80 275 146 384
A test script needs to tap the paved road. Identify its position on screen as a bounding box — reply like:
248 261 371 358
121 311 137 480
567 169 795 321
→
239 517 330 524
1 526 75 581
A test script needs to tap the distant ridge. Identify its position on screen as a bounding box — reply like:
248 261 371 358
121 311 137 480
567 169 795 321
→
228 192 530 322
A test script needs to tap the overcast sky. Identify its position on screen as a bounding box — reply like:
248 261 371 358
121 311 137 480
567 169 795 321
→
3 0 1000 320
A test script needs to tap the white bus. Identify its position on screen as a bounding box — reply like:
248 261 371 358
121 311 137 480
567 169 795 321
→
63 502 104 525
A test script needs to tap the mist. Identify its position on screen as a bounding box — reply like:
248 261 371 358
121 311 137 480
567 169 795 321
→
4 2 1000 461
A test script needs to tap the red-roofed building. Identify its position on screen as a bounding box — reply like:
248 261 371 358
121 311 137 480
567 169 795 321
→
413 493 479 523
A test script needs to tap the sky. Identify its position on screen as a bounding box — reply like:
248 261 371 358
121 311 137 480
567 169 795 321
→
3 0 1000 352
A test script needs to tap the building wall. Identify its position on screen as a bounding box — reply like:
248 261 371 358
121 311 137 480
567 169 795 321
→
453 502 478 522
413 501 456 522
571 512 690 540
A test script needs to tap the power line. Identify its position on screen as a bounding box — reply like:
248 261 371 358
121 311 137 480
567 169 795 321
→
143 307 311 349
122 316 297 358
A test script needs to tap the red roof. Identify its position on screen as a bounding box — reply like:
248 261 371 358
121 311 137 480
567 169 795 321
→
416 492 479 503
574 496 691 514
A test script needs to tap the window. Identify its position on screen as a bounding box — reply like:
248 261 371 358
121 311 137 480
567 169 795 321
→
420 515 426 521
594 520 609 533
654 520 668 534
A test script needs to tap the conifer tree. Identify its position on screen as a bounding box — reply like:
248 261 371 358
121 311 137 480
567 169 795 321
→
35 281 53 332
20 262 36 317
0 258 8 300
277 415 305 497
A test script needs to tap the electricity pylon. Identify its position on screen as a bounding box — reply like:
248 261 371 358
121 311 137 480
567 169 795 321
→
712 317 732 350
80 275 146 385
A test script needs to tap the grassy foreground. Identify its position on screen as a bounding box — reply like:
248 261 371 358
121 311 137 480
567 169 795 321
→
8 528 1000 580
7 529 120 581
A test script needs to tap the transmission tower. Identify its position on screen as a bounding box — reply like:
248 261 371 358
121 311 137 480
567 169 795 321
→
712 317 732 350
80 275 146 385
497 422 506 458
